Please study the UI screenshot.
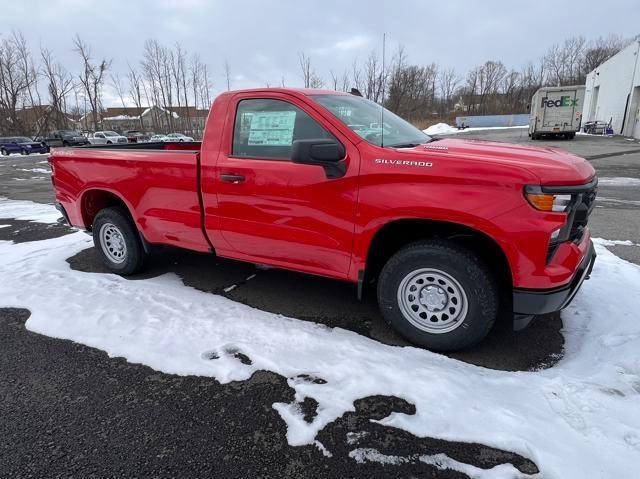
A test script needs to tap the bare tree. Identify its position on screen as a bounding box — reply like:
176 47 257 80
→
329 70 339 90
13 31 39 111
223 60 232 91
73 35 110 131
437 67 459 115
41 47 74 132
351 59 364 93
126 64 145 129
298 52 324 88
582 34 628 77
0 32 38 134
110 73 127 108
141 39 175 131
475 60 507 114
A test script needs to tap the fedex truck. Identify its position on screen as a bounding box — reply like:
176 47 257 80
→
529 85 585 140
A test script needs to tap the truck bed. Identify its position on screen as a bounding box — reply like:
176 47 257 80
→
50 141 210 253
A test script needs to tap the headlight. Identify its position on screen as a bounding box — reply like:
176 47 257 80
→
524 186 573 212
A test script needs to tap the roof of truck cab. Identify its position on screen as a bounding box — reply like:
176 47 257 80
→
223 88 350 96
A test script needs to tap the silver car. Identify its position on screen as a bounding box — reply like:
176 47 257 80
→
90 131 129 145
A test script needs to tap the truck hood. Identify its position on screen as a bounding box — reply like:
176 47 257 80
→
416 138 595 185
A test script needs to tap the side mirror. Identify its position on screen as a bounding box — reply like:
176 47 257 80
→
291 139 346 178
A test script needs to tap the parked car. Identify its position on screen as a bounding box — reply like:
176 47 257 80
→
50 87 597 352
0 136 49 155
43 130 90 148
149 134 169 142
124 130 150 143
89 131 129 145
165 133 195 142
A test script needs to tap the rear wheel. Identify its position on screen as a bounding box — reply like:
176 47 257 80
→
93 207 145 275
377 240 498 351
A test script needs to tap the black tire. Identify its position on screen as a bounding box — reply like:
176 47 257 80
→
93 207 145 275
1 148 7 156
377 240 498 351
531 133 537 140
567 132 575 140
21 149 27 155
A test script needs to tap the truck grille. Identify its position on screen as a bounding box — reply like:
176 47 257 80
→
568 183 597 243
545 178 598 262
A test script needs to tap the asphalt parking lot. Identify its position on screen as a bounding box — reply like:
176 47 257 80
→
0 131 638 478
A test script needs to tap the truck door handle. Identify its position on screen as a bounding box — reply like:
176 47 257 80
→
220 174 246 183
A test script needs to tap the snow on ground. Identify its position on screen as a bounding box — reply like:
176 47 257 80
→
16 168 50 174
0 197 61 224
598 177 640 187
349 448 521 478
1 198 639 479
423 123 528 136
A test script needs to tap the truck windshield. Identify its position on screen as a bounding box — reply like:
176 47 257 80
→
311 94 431 148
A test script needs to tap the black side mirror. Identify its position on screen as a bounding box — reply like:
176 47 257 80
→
291 139 346 179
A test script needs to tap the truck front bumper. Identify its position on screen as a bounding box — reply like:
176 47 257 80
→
513 240 596 316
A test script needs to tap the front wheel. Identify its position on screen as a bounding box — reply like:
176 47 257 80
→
1 148 7 156
93 207 145 275
377 240 498 351
21 149 27 155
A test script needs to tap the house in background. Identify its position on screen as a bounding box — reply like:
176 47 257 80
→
583 39 640 139
78 105 209 138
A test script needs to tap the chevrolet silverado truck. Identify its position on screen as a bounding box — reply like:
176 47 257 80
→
49 88 597 351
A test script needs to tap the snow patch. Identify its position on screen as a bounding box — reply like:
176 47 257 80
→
350 448 526 478
0 199 639 478
17 168 51 174
314 440 333 457
423 124 528 136
0 198 61 224
597 239 639 247
423 123 459 135
597 177 640 187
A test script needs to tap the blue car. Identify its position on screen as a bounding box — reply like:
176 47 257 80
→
0 137 49 156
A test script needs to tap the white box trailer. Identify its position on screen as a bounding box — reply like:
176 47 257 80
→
529 85 585 140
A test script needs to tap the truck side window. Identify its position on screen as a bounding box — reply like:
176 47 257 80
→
232 98 334 160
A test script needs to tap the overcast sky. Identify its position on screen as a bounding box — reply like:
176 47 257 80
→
2 0 639 106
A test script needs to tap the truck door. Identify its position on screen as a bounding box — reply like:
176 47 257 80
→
212 94 360 279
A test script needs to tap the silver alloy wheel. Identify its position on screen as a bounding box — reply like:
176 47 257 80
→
99 222 127 264
397 268 468 334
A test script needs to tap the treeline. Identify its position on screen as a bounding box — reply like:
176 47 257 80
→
299 34 636 125
0 32 214 135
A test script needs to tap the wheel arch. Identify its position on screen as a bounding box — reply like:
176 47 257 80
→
80 188 135 232
362 218 513 291
80 188 151 252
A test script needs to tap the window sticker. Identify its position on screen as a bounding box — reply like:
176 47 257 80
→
248 111 296 146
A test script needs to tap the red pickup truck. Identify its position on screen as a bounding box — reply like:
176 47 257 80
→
49 88 597 351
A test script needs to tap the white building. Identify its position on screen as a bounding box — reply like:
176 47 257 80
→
583 39 640 139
